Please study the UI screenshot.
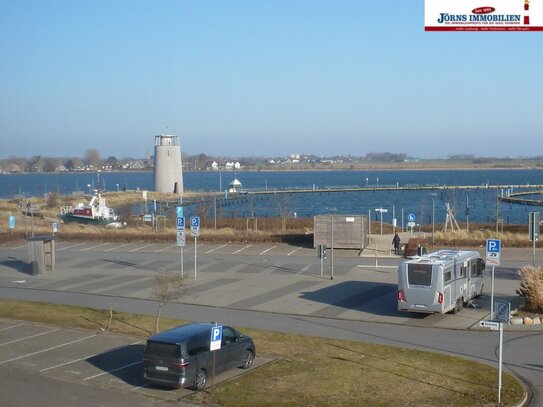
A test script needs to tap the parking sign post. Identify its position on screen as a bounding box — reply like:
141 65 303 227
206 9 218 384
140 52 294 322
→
486 239 501 320
191 217 200 279
210 324 222 387
177 205 185 278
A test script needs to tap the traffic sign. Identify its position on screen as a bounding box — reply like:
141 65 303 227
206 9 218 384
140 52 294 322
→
486 239 501 266
9 215 15 229
176 217 185 228
210 325 222 351
190 216 200 237
494 300 510 323
479 320 500 330
176 230 185 247
408 213 416 222
176 206 183 218
529 212 540 242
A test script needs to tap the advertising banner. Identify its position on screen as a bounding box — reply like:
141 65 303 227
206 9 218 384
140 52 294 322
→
425 0 543 31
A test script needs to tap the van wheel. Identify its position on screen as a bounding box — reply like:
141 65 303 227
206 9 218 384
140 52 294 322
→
453 298 463 314
241 350 254 369
192 369 207 391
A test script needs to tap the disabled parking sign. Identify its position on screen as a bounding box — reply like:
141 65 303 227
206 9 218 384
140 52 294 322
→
210 325 222 351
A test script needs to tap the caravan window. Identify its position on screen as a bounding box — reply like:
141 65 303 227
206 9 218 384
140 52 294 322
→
407 264 433 286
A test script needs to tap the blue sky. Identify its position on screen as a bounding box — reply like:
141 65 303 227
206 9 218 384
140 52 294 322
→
1 0 542 158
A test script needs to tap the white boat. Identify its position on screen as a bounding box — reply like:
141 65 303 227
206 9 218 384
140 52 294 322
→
60 194 120 225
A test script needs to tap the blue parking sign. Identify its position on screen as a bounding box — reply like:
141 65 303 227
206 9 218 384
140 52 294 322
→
191 217 200 227
486 239 501 253
210 325 222 351
176 217 185 228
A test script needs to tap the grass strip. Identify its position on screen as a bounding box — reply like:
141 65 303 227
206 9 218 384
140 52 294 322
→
0 299 525 406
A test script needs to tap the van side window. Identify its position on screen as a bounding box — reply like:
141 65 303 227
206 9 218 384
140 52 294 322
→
444 271 452 283
221 327 238 346
186 335 208 356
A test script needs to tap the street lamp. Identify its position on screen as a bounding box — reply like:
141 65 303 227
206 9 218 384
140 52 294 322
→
87 184 91 195
375 208 388 235
116 183 120 192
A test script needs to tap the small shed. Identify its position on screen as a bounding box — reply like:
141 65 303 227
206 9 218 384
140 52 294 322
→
313 214 369 250
27 235 57 274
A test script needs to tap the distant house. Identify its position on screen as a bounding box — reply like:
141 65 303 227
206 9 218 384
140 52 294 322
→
225 162 234 170
228 178 242 193
55 165 68 172
129 161 145 169
7 164 21 172
234 162 241 169
211 161 219 170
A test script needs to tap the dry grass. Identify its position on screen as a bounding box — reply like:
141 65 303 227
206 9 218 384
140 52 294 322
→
433 229 540 248
518 266 543 312
0 299 525 406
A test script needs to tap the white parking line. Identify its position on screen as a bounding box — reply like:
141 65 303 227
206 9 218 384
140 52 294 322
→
129 244 155 253
104 243 132 252
233 244 252 254
206 243 228 254
287 247 302 256
80 243 110 252
57 243 86 251
297 264 312 274
12 245 27 250
0 323 24 332
154 244 177 253
84 360 143 381
0 328 59 347
39 340 142 372
259 245 277 255
0 334 96 365
129 383 151 392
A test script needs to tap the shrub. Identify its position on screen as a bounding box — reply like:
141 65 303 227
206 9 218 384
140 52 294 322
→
517 266 543 312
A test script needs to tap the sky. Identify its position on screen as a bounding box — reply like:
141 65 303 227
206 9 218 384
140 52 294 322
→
1 0 542 159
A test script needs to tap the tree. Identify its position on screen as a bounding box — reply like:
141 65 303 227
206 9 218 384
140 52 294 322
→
65 157 83 171
274 193 294 232
43 157 62 172
152 271 184 333
84 149 101 168
106 156 118 168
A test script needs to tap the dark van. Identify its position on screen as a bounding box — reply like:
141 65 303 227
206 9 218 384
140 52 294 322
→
143 323 255 390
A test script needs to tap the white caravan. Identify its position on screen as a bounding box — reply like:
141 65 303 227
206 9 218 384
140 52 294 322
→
397 250 485 314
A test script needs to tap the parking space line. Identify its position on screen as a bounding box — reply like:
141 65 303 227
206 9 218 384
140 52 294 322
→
206 244 228 254
83 360 142 381
57 243 86 251
297 264 312 274
80 243 110 252
129 383 151 392
0 323 24 332
0 328 59 347
287 247 302 256
104 243 131 252
233 244 252 254
0 334 96 365
154 244 177 253
12 245 27 250
129 244 155 253
39 340 142 372
259 245 277 255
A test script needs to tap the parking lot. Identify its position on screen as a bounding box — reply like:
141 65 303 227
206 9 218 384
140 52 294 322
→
0 318 273 404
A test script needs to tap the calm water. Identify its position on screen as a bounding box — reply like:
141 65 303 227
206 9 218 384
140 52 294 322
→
1 169 542 225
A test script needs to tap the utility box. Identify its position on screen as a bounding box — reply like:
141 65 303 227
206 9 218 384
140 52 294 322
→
27 235 56 274
313 215 369 250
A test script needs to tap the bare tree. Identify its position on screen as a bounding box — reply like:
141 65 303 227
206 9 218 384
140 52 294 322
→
152 271 184 333
84 148 101 168
274 193 294 232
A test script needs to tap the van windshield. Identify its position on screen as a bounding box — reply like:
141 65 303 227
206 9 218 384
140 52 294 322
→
407 264 433 286
145 341 181 358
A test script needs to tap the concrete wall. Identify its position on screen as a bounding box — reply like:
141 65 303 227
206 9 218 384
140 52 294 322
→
313 214 369 250
153 135 184 194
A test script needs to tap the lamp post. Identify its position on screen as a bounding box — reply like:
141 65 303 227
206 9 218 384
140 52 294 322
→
87 184 91 195
375 208 388 235
116 183 120 192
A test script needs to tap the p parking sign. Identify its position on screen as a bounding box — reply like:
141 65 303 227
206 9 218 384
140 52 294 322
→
486 239 501 266
210 325 222 351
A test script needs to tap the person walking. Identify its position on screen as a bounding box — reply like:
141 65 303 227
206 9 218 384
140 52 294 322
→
392 233 401 255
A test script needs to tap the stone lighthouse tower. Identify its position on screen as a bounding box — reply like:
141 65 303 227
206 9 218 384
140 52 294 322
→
524 0 530 25
153 134 184 194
